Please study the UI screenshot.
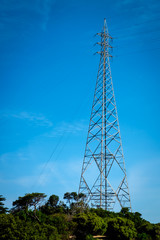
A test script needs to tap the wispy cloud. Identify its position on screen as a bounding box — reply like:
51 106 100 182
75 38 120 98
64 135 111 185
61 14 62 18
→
14 173 50 188
36 0 56 30
45 120 87 137
0 151 28 163
32 158 82 189
0 110 53 127
0 0 56 41
115 0 160 20
0 157 81 190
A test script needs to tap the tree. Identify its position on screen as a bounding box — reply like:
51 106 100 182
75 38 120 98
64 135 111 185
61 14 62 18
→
73 212 107 240
40 194 60 215
63 192 77 214
12 192 46 222
47 195 59 208
12 194 32 212
63 192 87 214
63 192 75 207
0 195 8 214
90 208 114 218
119 208 145 231
137 221 160 240
47 213 69 237
74 193 88 212
106 216 137 240
0 213 61 240
12 193 46 212
28 193 46 212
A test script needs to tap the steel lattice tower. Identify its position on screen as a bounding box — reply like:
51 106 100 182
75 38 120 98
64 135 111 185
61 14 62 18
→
78 19 131 211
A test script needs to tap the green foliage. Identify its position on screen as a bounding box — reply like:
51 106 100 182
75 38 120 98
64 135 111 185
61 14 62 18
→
63 192 87 214
90 207 117 218
137 221 160 240
137 232 152 240
63 192 73 206
12 192 47 213
86 234 94 240
47 195 59 208
106 216 137 240
119 208 144 229
1 192 160 239
0 213 61 240
154 224 160 240
40 194 61 215
47 213 69 234
0 195 8 214
63 192 86 206
73 212 107 239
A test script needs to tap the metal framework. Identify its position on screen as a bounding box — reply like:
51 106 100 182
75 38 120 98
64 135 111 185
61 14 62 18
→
78 19 131 211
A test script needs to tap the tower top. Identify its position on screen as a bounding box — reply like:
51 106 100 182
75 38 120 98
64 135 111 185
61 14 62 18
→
96 19 113 57
97 19 111 38
104 18 107 32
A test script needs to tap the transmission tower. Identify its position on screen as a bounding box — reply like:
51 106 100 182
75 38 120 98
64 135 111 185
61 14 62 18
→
78 19 131 211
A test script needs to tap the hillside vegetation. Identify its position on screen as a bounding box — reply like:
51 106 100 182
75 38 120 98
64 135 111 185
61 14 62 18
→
0 192 159 240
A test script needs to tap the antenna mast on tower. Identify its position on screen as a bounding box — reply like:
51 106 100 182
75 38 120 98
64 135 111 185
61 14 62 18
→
78 19 131 211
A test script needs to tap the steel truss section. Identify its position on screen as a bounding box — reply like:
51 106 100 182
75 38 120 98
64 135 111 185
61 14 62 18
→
78 19 131 211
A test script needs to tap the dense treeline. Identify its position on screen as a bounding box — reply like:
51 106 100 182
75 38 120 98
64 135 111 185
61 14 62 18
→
0 192 160 240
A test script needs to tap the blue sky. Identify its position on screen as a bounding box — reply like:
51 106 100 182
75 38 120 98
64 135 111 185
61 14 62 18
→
0 0 160 223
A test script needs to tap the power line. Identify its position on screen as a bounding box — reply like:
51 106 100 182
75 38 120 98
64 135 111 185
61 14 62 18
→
110 15 160 34
31 81 95 190
115 47 160 57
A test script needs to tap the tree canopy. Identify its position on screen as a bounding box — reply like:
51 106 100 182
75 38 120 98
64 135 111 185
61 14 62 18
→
0 192 159 240
0 195 8 214
12 192 46 212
